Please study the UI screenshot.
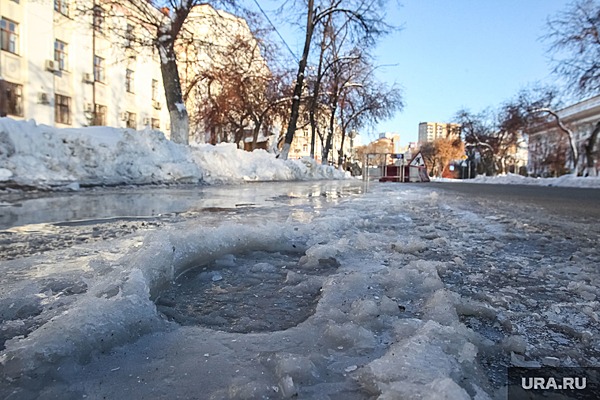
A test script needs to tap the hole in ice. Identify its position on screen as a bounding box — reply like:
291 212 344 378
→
156 251 340 333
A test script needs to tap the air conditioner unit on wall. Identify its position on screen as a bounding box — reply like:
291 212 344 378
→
38 92 50 104
83 73 94 83
45 59 57 72
120 112 128 121
84 103 94 113
152 101 161 110
142 118 150 125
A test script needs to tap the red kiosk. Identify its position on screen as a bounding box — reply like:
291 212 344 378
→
363 152 430 183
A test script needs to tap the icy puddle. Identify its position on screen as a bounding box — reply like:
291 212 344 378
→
1 182 598 400
157 250 339 332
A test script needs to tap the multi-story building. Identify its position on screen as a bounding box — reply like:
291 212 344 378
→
417 122 461 144
527 95 600 176
288 126 352 166
0 0 169 132
379 132 401 153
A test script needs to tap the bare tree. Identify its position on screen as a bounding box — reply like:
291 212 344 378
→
454 109 498 175
336 73 402 166
545 0 600 96
498 86 585 174
419 138 464 178
545 0 600 175
277 0 392 160
77 0 237 145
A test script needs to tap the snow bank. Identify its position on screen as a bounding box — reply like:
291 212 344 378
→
435 173 600 188
0 118 347 189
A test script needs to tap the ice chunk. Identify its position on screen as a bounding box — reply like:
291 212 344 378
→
273 353 319 384
501 335 527 354
278 375 297 398
214 254 236 268
250 262 277 273
423 289 461 326
356 321 487 398
324 322 377 351
381 260 444 300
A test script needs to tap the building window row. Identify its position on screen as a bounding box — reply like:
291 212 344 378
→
54 0 69 17
54 39 68 71
1 17 18 54
125 111 136 128
93 104 107 126
93 55 105 82
1 81 23 117
55 94 71 124
126 69 135 93
93 5 104 33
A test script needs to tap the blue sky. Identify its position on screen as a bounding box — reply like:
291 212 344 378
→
259 1 573 145
367 1 573 145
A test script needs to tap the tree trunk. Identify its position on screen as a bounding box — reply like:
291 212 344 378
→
338 130 346 167
584 121 600 176
159 42 189 145
323 101 337 165
280 0 315 160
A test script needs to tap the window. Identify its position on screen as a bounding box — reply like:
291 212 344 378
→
151 79 158 101
93 55 105 82
151 118 160 130
54 40 68 71
126 112 136 129
1 81 23 117
93 5 104 33
55 94 71 125
1 18 18 54
125 24 134 47
93 104 106 126
54 0 68 16
125 69 134 93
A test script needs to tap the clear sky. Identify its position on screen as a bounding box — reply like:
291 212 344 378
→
257 0 573 146
368 0 572 145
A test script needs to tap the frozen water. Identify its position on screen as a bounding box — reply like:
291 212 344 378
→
0 181 598 399
155 250 333 333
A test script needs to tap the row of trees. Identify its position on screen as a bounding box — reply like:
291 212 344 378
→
427 0 600 177
79 0 403 165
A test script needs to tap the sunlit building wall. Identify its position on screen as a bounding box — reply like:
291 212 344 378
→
0 0 169 131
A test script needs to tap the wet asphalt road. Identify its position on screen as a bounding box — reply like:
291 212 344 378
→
425 182 600 222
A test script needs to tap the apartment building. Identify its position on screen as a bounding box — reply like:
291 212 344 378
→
288 127 353 166
0 0 170 132
417 122 461 144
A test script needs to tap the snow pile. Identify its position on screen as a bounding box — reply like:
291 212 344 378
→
189 143 345 184
0 118 347 188
435 173 600 188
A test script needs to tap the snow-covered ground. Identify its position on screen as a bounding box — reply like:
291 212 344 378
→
0 180 598 399
0 119 599 399
434 173 600 189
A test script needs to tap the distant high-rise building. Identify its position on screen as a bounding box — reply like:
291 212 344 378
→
418 122 460 144
379 132 401 153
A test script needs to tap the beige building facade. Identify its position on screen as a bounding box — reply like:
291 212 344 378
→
0 0 170 132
